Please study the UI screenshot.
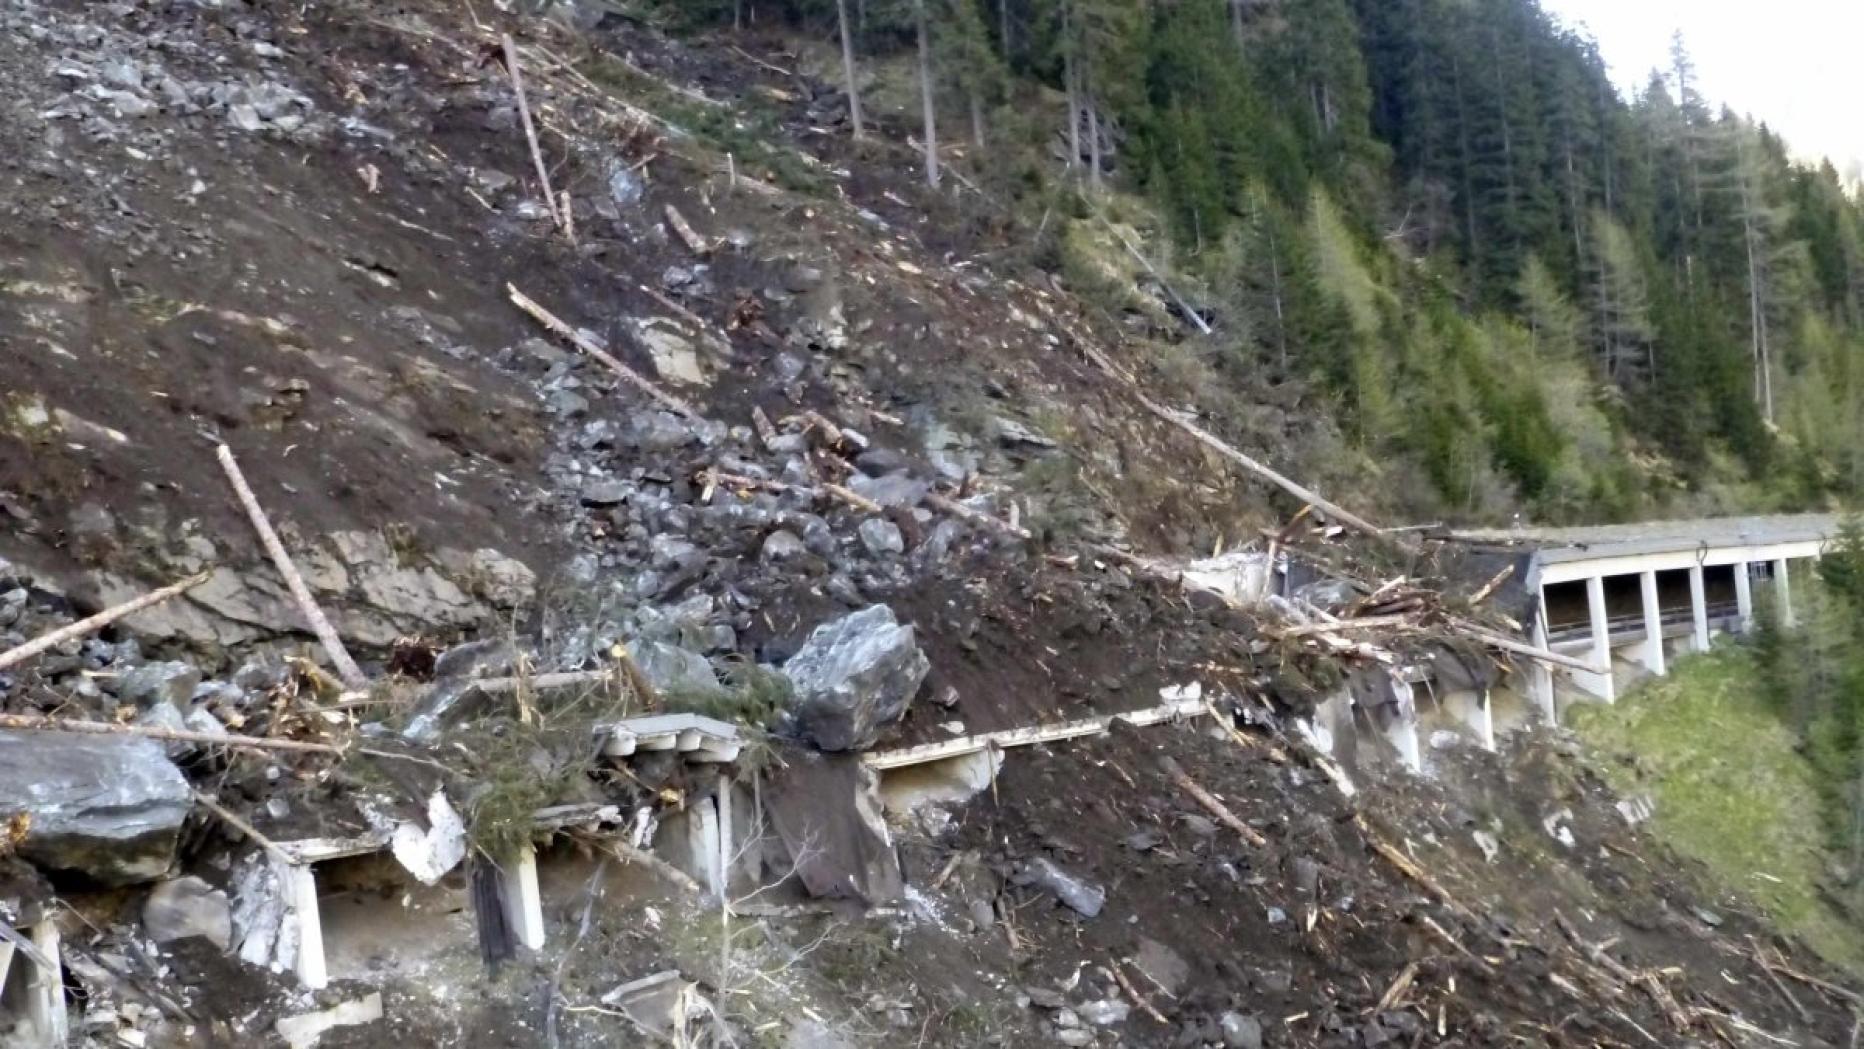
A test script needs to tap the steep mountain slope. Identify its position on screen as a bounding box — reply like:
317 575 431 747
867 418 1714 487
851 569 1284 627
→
0 1 1859 1047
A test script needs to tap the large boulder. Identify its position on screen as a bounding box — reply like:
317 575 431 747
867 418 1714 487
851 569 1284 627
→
1 732 190 885
782 606 928 751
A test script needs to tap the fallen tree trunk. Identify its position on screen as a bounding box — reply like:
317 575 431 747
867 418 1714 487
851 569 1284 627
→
1160 756 1267 846
507 284 701 420
0 713 345 755
217 443 368 691
0 571 210 673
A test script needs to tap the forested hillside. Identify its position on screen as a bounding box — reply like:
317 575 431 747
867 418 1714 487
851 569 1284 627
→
657 0 1864 524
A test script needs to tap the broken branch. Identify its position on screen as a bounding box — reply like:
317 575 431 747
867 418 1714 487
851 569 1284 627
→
507 284 701 419
0 570 210 673
503 33 565 235
0 713 344 755
216 443 368 691
193 790 294 864
1159 756 1267 847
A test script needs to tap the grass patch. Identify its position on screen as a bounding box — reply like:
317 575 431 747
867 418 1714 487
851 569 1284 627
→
1568 649 1864 974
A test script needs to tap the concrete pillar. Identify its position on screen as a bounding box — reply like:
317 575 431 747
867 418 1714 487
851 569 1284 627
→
715 772 734 900
1774 558 1795 628
1637 570 1666 676
1576 575 1616 702
1529 588 1555 723
1382 674 1421 773
1735 562 1754 633
0 938 14 997
279 857 327 990
499 846 546 952
1688 565 1710 652
27 919 66 1046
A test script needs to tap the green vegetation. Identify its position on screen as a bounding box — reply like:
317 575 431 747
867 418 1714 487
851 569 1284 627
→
1569 651 1864 972
648 0 1864 523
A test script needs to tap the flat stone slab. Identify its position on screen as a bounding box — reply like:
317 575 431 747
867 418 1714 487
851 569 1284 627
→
1 731 190 886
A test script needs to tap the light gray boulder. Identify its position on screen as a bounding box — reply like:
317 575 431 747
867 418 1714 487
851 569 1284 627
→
2 732 190 886
782 606 928 751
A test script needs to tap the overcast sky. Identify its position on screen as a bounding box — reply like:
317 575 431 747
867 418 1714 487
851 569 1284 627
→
1541 0 1864 182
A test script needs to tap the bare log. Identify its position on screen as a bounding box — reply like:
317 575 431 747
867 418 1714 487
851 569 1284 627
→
926 491 1031 541
1357 816 1474 921
216 444 367 690
0 571 210 673
1451 620 1605 676
1110 959 1171 1025
0 713 344 755
193 791 294 863
502 34 564 234
664 205 714 256
507 284 701 419
1129 387 1386 540
1159 757 1267 847
705 468 885 515
1468 564 1515 605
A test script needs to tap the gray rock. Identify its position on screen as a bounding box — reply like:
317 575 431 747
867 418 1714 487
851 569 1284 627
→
100 60 142 90
761 530 807 562
581 480 630 506
782 606 928 751
227 103 263 132
117 661 203 710
847 471 928 510
432 638 517 681
1019 857 1105 918
1077 1000 1129 1026
143 875 232 949
1220 1012 1263 1049
2 732 190 886
606 161 644 207
463 549 536 609
632 640 722 698
858 518 905 556
136 703 192 759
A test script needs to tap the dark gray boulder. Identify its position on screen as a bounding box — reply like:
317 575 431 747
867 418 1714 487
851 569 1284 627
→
782 605 929 751
2 732 190 886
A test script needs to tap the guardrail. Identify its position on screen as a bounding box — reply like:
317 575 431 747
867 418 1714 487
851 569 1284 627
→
1546 602 1741 646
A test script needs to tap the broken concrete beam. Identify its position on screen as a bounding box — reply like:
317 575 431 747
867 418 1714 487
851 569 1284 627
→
275 991 383 1048
0 731 190 886
597 712 742 763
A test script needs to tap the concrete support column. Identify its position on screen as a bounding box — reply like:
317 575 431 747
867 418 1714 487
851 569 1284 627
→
1773 558 1795 628
1688 565 1711 652
1637 570 1666 676
1735 562 1754 633
1529 588 1555 723
498 846 546 952
278 857 327 990
1576 575 1616 702
28 918 67 1046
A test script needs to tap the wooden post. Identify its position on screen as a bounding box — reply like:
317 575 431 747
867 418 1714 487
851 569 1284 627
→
217 444 367 690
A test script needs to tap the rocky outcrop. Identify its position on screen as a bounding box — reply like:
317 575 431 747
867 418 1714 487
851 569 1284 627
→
86 527 537 657
781 605 928 752
2 732 191 886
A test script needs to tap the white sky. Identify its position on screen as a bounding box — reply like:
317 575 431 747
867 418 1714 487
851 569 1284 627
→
1542 0 1864 183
